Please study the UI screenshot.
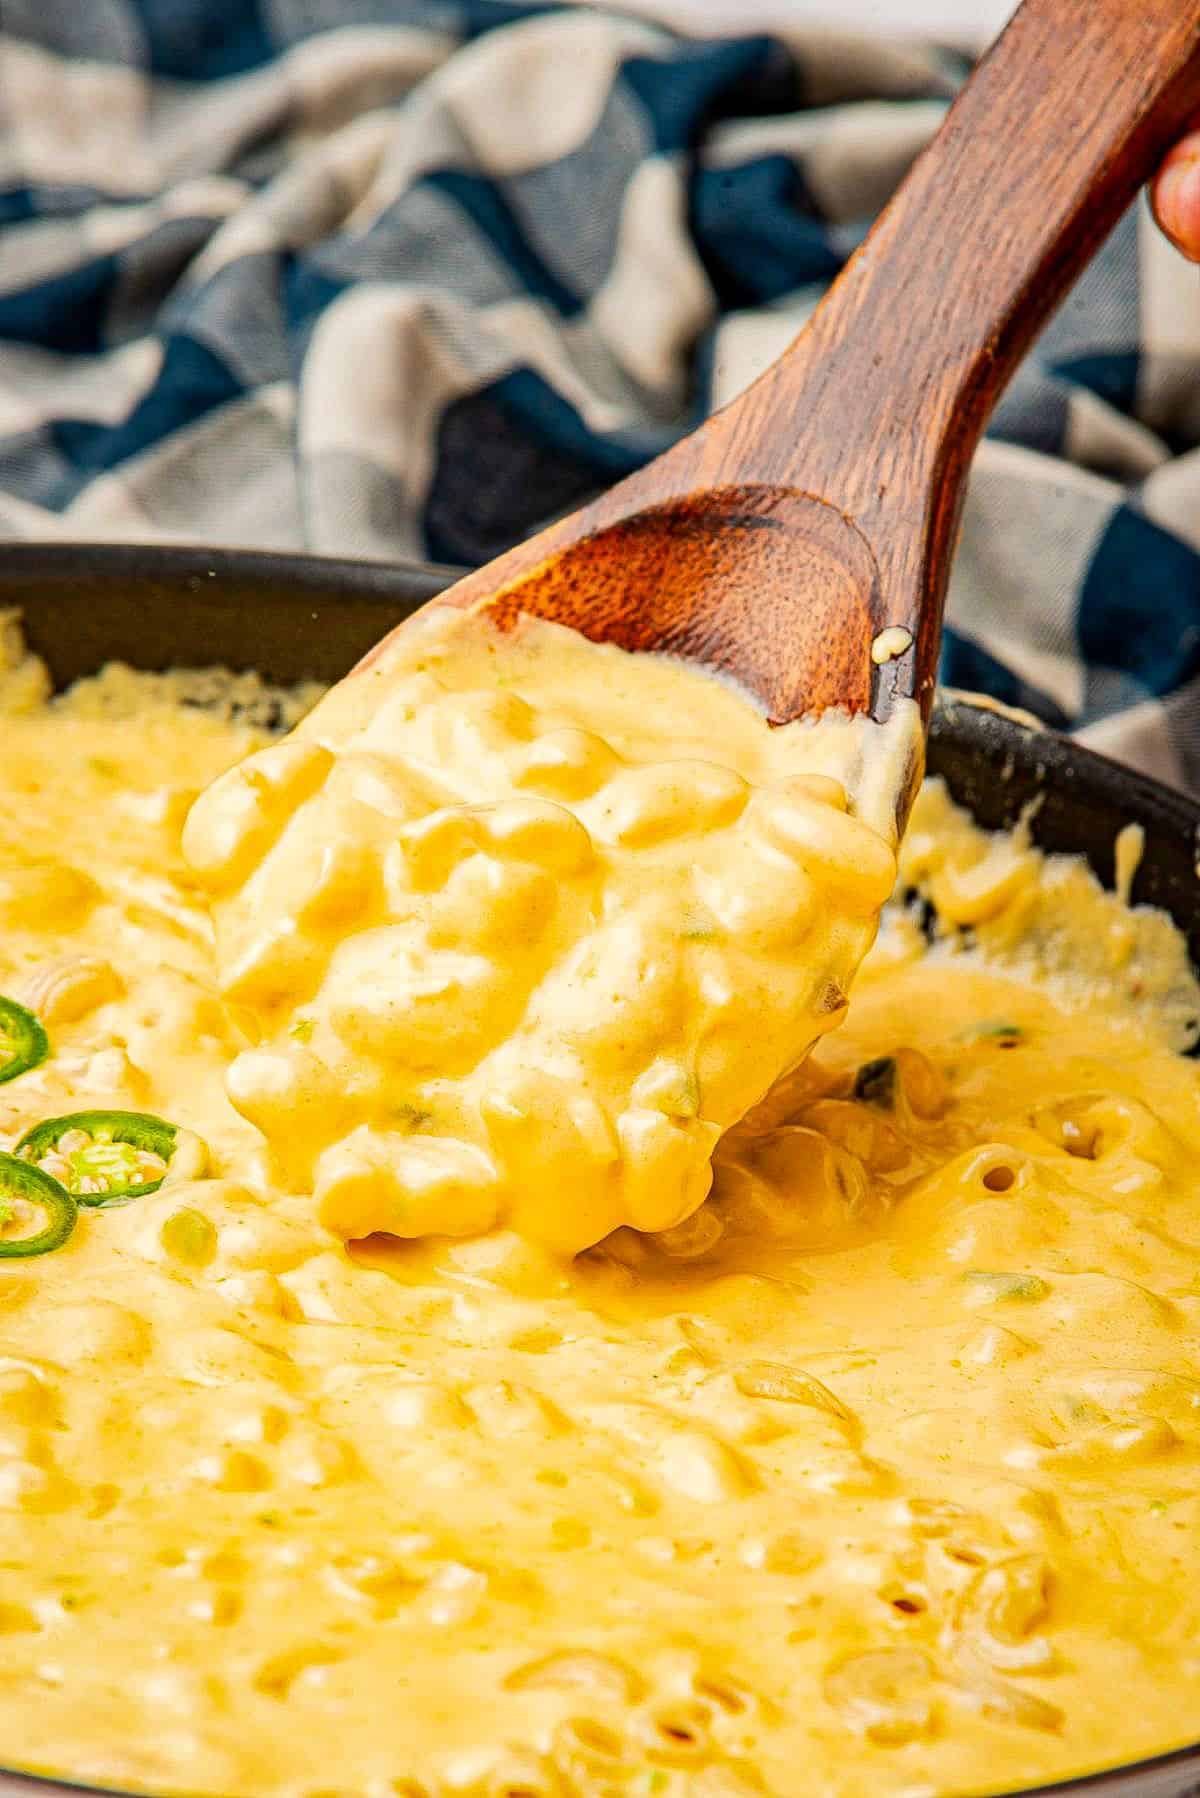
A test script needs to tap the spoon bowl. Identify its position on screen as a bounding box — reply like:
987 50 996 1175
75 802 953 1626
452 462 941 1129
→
476 485 885 722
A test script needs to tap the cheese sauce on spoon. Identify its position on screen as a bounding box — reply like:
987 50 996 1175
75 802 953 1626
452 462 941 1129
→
184 609 922 1255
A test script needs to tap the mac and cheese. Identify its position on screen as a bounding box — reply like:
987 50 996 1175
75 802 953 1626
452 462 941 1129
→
0 622 1198 1798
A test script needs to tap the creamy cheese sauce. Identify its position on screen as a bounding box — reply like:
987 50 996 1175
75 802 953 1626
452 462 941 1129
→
1 620 1199 1798
183 608 921 1255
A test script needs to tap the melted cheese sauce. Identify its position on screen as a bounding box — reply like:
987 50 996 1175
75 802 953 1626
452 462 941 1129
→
183 608 920 1255
0 624 1199 1798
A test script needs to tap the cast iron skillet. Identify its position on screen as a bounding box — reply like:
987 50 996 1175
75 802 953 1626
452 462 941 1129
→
0 541 1198 1798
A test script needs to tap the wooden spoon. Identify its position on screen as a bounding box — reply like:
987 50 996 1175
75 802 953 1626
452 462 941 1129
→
357 0 1200 823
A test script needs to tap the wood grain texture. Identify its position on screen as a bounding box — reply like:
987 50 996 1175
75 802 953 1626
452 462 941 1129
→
357 0 1200 742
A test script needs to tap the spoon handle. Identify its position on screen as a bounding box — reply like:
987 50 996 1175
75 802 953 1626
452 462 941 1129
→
723 0 1200 711
362 0 1200 740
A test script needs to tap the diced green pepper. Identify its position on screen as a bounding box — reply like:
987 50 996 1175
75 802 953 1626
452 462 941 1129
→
160 1207 217 1267
963 1270 1049 1303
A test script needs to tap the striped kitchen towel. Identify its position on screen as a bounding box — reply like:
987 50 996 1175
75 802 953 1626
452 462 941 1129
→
1 1 1199 787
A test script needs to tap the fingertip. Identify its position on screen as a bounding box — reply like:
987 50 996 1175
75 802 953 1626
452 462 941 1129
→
1153 136 1200 263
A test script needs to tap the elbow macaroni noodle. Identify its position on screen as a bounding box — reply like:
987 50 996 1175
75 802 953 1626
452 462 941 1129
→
0 620 1198 1797
183 608 921 1254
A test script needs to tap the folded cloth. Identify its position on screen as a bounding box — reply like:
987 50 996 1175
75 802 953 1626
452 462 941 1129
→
1 2 1198 788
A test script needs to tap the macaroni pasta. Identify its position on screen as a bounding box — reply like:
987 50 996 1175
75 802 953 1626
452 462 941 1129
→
0 625 1197 1797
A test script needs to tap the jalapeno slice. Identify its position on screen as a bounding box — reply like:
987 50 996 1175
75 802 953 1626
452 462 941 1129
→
0 997 49 1087
16 1110 183 1206
0 1154 76 1258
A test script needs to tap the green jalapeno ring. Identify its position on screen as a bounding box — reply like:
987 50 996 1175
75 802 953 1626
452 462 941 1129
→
14 1110 198 1207
0 1154 77 1258
0 997 49 1088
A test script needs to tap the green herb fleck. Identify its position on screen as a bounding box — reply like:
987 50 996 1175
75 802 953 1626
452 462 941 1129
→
660 1070 701 1119
257 1511 283 1528
289 1017 314 1043
1149 1498 1168 1516
680 910 720 943
968 1021 1025 1046
963 1270 1049 1303
1059 1394 1104 1426
392 1101 432 1132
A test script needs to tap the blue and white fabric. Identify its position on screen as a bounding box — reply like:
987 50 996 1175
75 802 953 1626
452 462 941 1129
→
1 1 1199 787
